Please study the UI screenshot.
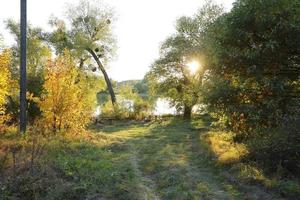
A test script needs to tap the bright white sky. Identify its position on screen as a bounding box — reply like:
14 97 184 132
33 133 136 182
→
0 0 234 81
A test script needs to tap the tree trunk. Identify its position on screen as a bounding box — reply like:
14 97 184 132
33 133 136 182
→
183 105 192 120
52 115 57 133
88 49 117 105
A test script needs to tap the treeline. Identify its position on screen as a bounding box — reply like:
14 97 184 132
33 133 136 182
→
0 48 101 133
0 1 118 197
1 0 155 131
147 0 299 176
0 0 118 133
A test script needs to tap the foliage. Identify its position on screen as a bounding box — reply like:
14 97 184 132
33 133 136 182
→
5 20 52 123
100 102 129 119
38 51 97 132
0 50 11 130
0 50 11 109
119 84 152 119
199 0 300 173
202 0 300 132
147 1 223 119
202 131 248 165
201 129 300 199
48 0 117 104
101 84 152 120
0 0 299 198
49 0 116 62
116 79 150 99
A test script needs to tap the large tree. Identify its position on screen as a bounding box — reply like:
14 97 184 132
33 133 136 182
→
202 0 300 132
5 20 51 123
200 0 300 171
147 1 223 119
48 0 117 104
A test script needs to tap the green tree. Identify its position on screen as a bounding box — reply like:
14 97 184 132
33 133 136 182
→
147 1 223 119
202 0 300 132
119 84 152 119
5 20 51 123
201 0 300 170
47 0 117 105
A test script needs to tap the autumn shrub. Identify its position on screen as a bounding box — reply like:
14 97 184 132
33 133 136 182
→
38 51 95 133
0 50 11 132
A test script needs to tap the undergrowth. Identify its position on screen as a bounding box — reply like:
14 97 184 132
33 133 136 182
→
0 127 140 200
201 130 300 199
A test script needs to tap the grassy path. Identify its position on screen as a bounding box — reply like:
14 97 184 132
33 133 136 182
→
0 118 286 199
94 119 282 200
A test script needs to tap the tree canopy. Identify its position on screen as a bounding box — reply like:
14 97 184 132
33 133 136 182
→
147 1 224 119
48 0 117 104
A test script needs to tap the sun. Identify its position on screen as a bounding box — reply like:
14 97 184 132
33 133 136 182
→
186 60 200 74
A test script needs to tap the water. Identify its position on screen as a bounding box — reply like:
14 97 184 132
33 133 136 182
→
94 98 204 117
153 98 177 115
94 98 177 116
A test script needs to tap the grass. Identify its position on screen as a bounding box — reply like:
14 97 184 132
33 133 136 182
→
201 131 248 165
0 128 140 200
201 130 300 200
0 118 297 199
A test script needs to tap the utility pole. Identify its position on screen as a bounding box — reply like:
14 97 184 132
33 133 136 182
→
20 0 27 133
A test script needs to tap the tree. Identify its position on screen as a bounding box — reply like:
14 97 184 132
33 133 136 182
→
0 50 11 111
119 84 152 119
200 0 300 170
38 51 98 132
0 50 11 129
48 0 117 105
5 20 51 123
202 0 300 132
147 1 223 119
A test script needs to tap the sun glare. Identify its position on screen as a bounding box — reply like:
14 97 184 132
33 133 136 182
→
186 60 200 74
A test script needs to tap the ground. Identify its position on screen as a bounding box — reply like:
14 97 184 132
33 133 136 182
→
86 118 284 200
0 118 288 200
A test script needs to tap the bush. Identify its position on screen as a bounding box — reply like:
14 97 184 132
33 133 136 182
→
246 128 300 174
132 98 151 120
202 129 300 199
100 98 152 120
101 102 131 120
38 51 95 133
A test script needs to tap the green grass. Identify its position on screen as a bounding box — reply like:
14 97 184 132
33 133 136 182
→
201 130 300 200
0 118 294 199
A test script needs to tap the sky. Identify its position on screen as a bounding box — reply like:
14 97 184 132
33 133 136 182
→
0 0 234 81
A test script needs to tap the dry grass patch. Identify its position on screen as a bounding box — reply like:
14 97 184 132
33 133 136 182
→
201 131 248 165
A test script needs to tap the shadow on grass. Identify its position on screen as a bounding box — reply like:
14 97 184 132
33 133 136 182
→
1 117 282 200
85 117 285 200
88 120 146 134
121 117 245 200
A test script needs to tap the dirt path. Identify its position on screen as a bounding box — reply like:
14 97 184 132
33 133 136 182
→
99 120 283 200
129 141 161 200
